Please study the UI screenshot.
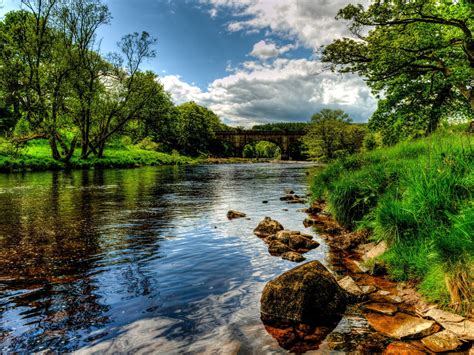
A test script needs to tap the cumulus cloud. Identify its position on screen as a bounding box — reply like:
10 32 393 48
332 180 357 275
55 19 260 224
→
200 0 367 50
249 40 294 60
162 58 376 127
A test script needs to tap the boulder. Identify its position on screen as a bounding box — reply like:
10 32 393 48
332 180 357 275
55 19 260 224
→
260 261 346 325
254 217 284 238
288 234 319 251
364 302 398 316
338 276 365 298
281 251 305 263
274 230 293 244
424 308 464 323
366 312 439 339
440 320 474 340
268 240 292 256
421 330 462 353
227 210 246 219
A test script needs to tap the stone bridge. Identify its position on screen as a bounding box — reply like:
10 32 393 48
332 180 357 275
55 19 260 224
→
215 130 305 160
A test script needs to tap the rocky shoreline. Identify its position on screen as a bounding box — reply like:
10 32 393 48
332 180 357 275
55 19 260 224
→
249 197 474 353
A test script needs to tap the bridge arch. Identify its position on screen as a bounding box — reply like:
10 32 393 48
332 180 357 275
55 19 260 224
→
215 130 305 160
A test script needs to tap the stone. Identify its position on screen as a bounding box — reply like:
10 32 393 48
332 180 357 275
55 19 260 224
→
227 210 246 219
284 188 295 194
288 234 319 251
440 320 474 340
254 217 284 238
366 312 439 339
383 342 426 355
424 308 464 323
268 240 292 256
280 194 297 201
260 261 346 324
281 251 305 263
338 276 365 297
363 241 388 261
364 302 398 316
369 291 403 304
421 330 462 353
351 260 370 273
274 230 293 244
360 285 377 294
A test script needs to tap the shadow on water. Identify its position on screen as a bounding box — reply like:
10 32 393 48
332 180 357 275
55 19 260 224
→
0 164 323 352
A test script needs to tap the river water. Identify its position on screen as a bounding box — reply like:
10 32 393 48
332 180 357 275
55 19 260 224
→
1 163 347 353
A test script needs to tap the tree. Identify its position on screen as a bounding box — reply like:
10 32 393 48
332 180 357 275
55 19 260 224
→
303 109 365 161
176 101 223 156
322 0 474 139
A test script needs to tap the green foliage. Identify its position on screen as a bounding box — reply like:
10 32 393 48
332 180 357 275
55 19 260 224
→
242 140 281 159
323 0 474 140
176 101 223 156
251 122 308 132
303 109 366 161
312 128 473 310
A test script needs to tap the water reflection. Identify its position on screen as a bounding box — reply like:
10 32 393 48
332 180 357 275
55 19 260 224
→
0 164 324 352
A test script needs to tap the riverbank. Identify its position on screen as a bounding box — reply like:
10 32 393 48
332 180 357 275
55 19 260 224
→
0 141 198 172
310 128 473 313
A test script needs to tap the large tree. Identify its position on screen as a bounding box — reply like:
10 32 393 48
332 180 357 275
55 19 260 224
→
322 0 474 139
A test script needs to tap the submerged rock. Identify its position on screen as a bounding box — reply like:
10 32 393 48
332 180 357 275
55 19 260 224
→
421 330 462 353
226 210 246 219
366 312 439 339
260 261 346 325
281 251 305 263
254 217 284 238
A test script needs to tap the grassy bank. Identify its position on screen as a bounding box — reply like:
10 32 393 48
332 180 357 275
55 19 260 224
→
0 140 196 172
311 128 473 312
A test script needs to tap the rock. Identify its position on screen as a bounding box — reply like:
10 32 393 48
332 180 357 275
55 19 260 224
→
268 240 292 256
288 234 319 251
280 194 297 201
366 312 439 339
338 276 365 297
284 188 295 194
369 291 403 304
227 210 246 219
274 230 293 244
360 285 377 294
363 241 388 261
364 302 398 316
424 308 464 323
351 260 370 273
260 261 346 325
281 251 305 263
305 206 322 215
421 330 462 353
254 217 284 238
383 342 427 355
282 208 289 211
440 320 474 340
262 200 269 204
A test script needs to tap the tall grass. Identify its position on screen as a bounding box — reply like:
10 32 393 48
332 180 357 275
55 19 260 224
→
312 127 474 312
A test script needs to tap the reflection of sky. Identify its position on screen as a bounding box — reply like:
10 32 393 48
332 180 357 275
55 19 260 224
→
0 164 327 352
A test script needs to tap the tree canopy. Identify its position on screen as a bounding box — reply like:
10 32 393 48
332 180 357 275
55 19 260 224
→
322 0 474 142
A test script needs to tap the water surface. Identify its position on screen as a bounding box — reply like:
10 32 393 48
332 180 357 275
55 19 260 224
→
0 163 329 353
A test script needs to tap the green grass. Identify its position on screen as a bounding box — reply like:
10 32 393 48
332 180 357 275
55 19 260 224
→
0 140 197 172
311 126 474 312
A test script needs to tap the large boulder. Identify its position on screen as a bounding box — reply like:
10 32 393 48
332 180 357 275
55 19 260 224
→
260 261 347 325
254 217 284 238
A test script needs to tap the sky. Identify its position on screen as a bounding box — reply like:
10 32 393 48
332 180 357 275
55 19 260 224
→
0 0 376 127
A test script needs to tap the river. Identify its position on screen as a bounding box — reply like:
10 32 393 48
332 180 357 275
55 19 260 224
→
0 163 351 353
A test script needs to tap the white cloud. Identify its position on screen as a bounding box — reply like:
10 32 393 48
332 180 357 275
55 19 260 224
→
249 40 294 60
200 0 367 50
162 59 376 127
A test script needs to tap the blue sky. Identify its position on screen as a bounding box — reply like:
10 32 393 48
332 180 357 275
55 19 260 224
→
0 0 376 126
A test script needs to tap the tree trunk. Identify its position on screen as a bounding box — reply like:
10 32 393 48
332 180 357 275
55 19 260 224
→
427 85 452 134
49 136 61 161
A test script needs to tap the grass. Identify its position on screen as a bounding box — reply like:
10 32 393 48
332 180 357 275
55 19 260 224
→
311 126 474 313
0 140 196 172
